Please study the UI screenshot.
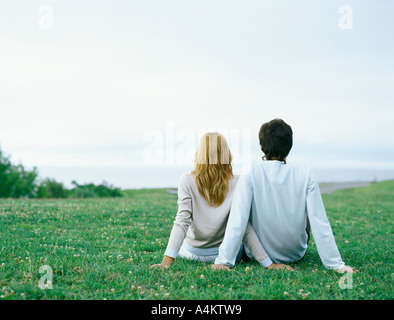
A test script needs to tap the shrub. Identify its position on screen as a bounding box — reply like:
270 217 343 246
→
0 148 38 198
0 146 122 199
36 178 69 199
69 180 122 199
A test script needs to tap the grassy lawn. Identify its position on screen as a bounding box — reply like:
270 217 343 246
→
0 181 393 300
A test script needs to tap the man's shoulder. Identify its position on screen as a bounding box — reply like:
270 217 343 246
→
247 159 265 174
286 162 312 174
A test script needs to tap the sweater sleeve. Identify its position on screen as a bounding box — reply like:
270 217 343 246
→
306 171 345 270
164 174 192 259
243 222 273 267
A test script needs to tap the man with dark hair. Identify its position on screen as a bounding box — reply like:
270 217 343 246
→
212 119 354 273
258 118 293 163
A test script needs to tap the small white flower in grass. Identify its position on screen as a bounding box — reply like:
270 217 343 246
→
283 291 289 297
301 292 311 300
190 285 195 289
245 267 251 273
165 293 170 298
298 289 311 300
200 275 205 279
111 288 115 293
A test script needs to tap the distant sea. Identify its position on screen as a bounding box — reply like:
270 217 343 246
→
36 166 394 190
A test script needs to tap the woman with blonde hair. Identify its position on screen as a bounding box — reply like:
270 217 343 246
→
152 132 292 270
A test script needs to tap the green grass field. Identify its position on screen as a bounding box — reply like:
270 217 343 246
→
0 181 393 300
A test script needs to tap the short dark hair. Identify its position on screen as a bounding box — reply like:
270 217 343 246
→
258 118 293 163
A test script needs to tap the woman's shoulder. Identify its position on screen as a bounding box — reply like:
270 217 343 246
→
178 171 194 188
229 174 240 188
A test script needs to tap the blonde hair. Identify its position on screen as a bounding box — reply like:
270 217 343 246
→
191 132 233 207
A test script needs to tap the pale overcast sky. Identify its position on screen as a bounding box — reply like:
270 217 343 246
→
1 0 393 171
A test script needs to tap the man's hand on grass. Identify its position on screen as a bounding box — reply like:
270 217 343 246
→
335 266 356 273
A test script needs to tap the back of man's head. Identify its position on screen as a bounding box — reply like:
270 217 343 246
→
258 118 293 163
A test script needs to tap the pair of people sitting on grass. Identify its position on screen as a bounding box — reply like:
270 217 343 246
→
152 119 354 273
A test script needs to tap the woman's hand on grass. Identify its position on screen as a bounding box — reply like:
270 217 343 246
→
210 264 230 271
267 263 294 271
150 255 175 270
150 262 171 270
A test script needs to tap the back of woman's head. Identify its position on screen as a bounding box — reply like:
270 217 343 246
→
192 132 233 207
